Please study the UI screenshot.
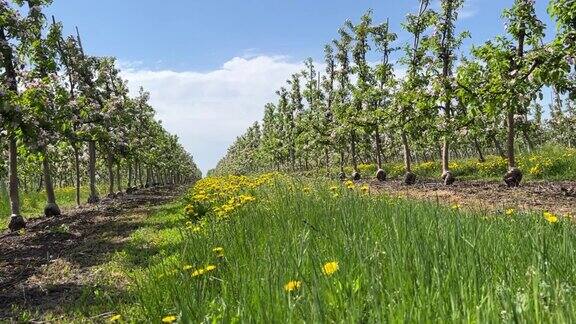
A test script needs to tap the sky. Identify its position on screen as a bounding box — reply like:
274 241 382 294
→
45 1 557 174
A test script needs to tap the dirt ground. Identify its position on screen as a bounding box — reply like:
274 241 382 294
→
0 186 185 320
369 179 576 216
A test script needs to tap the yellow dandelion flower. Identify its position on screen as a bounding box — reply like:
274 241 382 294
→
191 268 205 277
162 315 177 323
303 187 311 193
505 208 515 216
183 265 193 271
360 185 369 193
213 247 224 257
284 280 301 292
205 265 217 272
322 261 339 276
109 314 121 322
344 180 355 189
330 186 338 192
544 212 558 224
451 204 461 210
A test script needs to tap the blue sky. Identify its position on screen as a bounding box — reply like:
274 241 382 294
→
45 1 557 173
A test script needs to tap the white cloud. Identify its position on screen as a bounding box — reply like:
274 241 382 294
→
120 55 305 174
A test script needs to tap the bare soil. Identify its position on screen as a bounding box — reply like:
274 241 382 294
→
369 179 576 216
0 186 185 320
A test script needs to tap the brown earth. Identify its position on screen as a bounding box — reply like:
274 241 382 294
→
0 186 185 321
369 179 576 216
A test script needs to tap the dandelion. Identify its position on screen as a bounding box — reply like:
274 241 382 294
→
303 187 311 193
109 314 121 322
322 261 339 276
239 194 256 202
360 185 369 193
162 315 177 323
505 208 515 216
191 265 216 277
544 211 558 224
451 204 461 210
330 186 338 192
213 247 224 257
284 280 302 292
191 269 205 277
183 265 193 271
344 180 355 189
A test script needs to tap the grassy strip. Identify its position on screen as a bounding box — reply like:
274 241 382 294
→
130 176 576 322
12 202 189 322
306 145 576 181
0 185 113 230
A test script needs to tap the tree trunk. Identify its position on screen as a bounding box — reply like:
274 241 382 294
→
7 136 25 231
43 152 56 205
1 28 25 231
138 162 144 187
473 137 485 163
374 126 383 169
73 145 81 206
42 149 61 216
116 162 122 192
128 161 133 188
401 131 412 173
88 140 99 203
107 152 115 195
36 173 43 192
146 167 151 186
350 130 358 173
401 131 416 185
506 111 516 168
441 138 449 173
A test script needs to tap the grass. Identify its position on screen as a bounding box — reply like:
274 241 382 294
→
9 174 576 322
131 175 576 322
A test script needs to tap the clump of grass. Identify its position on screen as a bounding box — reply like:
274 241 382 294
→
133 176 576 322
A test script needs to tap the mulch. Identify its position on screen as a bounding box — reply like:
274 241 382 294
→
369 179 576 216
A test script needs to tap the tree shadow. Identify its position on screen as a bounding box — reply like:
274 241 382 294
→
0 186 185 320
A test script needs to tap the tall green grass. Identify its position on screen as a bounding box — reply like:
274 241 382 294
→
134 178 576 322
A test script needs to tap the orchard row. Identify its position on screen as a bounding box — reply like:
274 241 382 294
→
212 0 574 186
0 1 201 231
